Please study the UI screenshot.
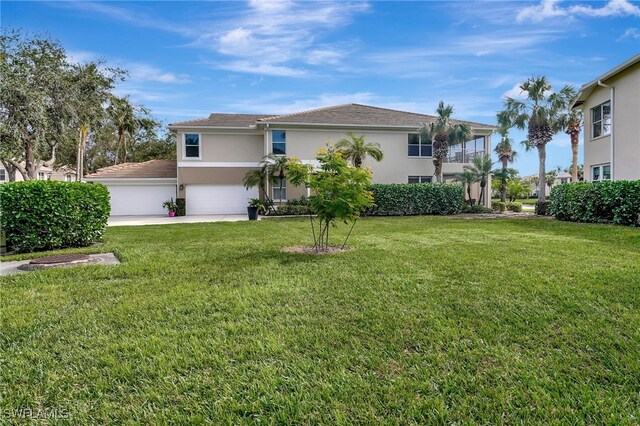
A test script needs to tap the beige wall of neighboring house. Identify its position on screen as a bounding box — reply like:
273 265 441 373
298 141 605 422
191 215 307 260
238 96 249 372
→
0 164 75 183
170 104 495 214
573 55 640 182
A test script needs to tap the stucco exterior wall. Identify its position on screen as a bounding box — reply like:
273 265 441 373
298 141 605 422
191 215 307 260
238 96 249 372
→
177 166 257 198
581 62 640 181
177 129 264 163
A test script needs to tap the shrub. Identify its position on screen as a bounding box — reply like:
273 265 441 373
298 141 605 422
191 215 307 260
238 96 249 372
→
492 201 506 213
366 183 464 216
550 181 640 226
0 180 110 253
463 205 493 214
272 205 312 216
284 196 310 206
535 200 550 216
175 198 186 216
506 202 523 212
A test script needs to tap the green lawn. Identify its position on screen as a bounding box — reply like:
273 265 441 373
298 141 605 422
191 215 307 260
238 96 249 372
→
2 217 640 424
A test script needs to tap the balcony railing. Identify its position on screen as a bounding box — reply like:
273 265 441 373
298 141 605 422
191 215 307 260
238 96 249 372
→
444 148 485 164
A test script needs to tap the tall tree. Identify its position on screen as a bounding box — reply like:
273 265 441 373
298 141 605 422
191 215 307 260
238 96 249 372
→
493 126 518 202
464 154 493 206
419 101 472 183
454 170 476 206
335 132 383 168
107 96 143 164
556 89 583 183
498 76 575 202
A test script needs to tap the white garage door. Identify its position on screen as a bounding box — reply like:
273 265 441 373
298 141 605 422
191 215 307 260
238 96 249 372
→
186 184 258 215
107 184 176 216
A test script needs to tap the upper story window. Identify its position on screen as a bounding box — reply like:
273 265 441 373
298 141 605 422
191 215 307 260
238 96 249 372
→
272 130 286 155
591 101 611 139
408 133 432 157
0 169 5 181
591 164 611 182
184 134 200 159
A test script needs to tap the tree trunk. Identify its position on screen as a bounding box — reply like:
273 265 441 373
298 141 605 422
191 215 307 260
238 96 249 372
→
500 157 508 202
570 131 579 182
538 144 547 202
1 160 17 182
479 181 485 205
467 184 472 206
433 158 443 183
354 156 362 168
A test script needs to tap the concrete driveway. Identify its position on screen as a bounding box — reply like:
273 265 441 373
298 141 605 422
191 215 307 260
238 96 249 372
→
108 214 250 227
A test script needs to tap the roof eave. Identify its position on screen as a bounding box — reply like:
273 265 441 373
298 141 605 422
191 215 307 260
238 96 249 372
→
256 121 495 131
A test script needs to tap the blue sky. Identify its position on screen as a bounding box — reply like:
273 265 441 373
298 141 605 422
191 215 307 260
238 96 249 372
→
3 0 639 175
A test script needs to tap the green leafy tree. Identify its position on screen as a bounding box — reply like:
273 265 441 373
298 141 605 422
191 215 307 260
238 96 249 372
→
493 126 518 202
454 170 476 206
107 96 150 164
287 146 373 252
498 76 574 202
464 154 493 206
419 101 472 183
556 87 582 182
335 132 383 168
507 179 531 202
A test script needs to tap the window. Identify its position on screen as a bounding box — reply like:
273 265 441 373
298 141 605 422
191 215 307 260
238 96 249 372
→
272 178 287 201
408 133 432 157
184 134 200 159
64 174 73 182
0 169 5 181
272 130 286 155
591 164 611 181
591 101 611 138
38 172 46 180
408 176 432 183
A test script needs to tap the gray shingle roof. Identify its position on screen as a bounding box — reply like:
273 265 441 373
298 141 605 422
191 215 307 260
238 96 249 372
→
170 113 273 128
169 104 494 129
85 160 177 179
258 104 494 128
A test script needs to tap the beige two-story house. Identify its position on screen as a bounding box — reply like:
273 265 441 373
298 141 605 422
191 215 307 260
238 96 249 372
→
168 104 494 215
572 54 640 182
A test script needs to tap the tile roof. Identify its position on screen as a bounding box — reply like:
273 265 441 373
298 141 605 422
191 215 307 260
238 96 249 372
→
84 160 177 179
258 104 494 128
169 104 494 129
170 113 273 128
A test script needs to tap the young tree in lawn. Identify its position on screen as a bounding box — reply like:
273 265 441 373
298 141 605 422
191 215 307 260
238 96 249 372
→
335 132 384 168
492 124 518 202
454 170 477 206
419 101 472 183
498 76 575 202
287 146 373 252
464 154 493 206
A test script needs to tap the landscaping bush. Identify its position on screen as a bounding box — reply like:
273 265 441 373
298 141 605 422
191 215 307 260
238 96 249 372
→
535 200 550 216
175 198 186 216
272 204 312 216
463 204 493 214
506 202 523 212
284 196 310 206
366 183 464 216
550 180 640 226
492 201 507 213
0 180 110 253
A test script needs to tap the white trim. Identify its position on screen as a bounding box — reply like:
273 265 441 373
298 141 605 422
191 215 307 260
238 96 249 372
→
258 122 494 131
177 161 260 168
182 133 202 160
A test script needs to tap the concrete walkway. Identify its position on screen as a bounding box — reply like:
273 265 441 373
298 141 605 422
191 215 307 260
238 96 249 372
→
108 214 249 227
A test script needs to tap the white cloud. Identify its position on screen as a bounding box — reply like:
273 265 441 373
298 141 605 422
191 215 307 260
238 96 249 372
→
217 61 307 77
618 27 640 40
127 63 191 84
503 83 525 99
517 0 640 23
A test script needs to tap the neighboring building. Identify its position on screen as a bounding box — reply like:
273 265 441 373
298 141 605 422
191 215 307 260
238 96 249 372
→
0 164 76 183
168 103 494 215
84 160 177 216
572 54 640 182
522 171 572 197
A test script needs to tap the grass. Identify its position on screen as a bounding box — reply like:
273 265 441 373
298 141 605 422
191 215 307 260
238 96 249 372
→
2 217 640 424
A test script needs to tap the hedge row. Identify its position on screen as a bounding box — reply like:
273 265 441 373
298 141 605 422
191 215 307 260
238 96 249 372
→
366 183 464 216
0 180 111 253
550 180 640 226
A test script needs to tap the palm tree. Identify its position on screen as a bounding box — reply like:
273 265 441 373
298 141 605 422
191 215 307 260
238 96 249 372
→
243 167 270 204
498 77 575 202
262 153 288 205
454 170 477 206
420 101 472 183
493 126 518 202
107 96 137 164
556 91 583 182
335 132 383 168
464 154 493 206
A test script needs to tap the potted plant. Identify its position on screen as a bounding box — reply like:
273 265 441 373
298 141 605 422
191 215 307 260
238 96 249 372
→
247 198 265 221
162 198 178 217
